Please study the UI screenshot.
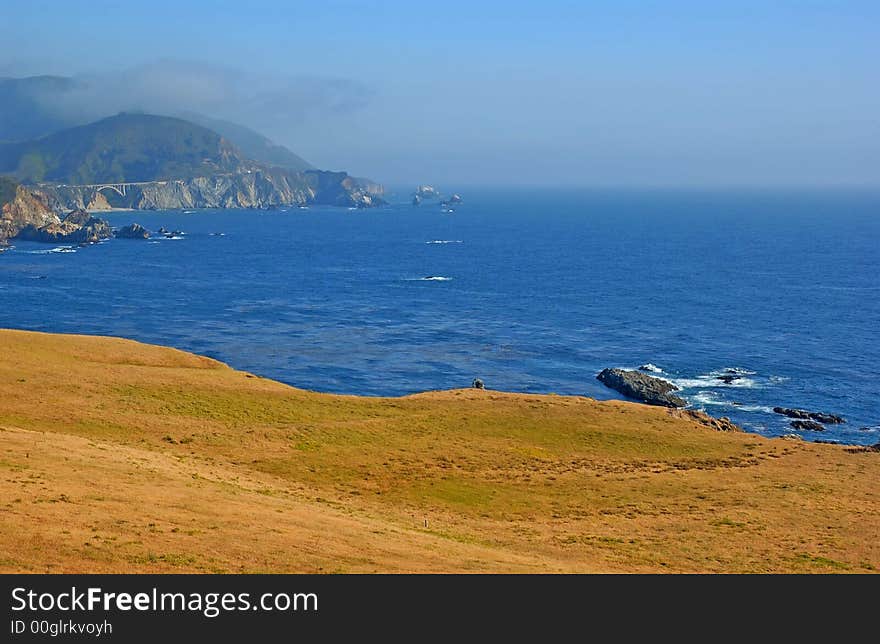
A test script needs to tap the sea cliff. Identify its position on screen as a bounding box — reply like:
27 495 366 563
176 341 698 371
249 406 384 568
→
35 169 384 211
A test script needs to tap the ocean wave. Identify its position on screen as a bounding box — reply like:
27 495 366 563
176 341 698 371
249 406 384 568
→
671 375 758 389
405 276 453 281
425 240 463 245
21 246 77 255
638 363 663 373
689 391 728 407
733 404 776 414
687 390 775 414
668 368 760 390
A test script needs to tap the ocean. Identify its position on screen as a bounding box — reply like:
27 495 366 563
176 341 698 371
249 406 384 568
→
1 188 878 444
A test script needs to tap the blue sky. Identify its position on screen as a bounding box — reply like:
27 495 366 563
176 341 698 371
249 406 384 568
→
3 1 878 186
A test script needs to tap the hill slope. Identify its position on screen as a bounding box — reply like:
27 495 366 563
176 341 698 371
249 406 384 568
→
0 113 245 184
180 112 313 172
0 76 314 171
0 329 877 573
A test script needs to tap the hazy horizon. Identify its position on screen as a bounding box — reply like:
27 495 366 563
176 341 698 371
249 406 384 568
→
2 1 878 188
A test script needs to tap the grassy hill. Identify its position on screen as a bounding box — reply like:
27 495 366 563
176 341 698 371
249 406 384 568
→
0 113 246 184
0 329 877 573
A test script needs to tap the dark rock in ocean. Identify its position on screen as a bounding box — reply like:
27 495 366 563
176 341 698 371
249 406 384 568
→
472 378 484 389
415 185 439 199
773 407 845 424
596 368 686 408
115 223 150 239
412 194 422 206
809 412 845 425
716 374 741 384
791 420 825 431
774 407 810 420
440 194 463 207
158 227 169 234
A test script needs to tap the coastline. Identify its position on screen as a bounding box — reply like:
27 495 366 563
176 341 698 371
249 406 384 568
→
1 328 877 573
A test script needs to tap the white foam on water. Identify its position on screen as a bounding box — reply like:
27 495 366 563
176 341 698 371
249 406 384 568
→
690 391 728 407
734 404 776 413
21 246 76 255
405 276 453 281
425 240 463 245
638 363 663 373
669 371 758 389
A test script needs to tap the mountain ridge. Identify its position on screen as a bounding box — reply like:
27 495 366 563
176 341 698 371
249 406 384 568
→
0 112 383 210
0 75 315 173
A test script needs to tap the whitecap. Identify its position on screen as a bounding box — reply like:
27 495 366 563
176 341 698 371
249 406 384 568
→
719 367 756 375
638 363 663 373
22 246 76 255
405 276 453 281
425 240 463 245
689 391 728 407
668 371 758 390
735 404 776 413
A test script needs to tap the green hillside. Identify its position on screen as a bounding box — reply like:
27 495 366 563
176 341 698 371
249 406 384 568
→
0 176 17 206
0 113 246 184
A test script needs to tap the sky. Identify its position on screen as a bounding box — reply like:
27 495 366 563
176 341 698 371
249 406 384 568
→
2 0 878 187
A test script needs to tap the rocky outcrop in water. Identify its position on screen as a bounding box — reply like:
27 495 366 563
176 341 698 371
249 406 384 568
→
16 210 113 244
596 368 686 408
791 420 825 431
115 223 150 239
773 407 845 425
0 183 57 245
415 185 439 199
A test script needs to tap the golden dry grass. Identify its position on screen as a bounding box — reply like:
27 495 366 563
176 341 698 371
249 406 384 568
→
1 328 878 573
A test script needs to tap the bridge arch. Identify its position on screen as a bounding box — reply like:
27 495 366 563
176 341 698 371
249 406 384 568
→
94 184 127 197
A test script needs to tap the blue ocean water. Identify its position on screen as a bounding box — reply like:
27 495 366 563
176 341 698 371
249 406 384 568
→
1 189 878 444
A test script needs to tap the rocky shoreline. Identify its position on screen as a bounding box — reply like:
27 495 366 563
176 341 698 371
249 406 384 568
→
595 365 855 438
35 169 384 212
0 172 384 248
596 368 687 408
